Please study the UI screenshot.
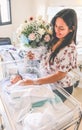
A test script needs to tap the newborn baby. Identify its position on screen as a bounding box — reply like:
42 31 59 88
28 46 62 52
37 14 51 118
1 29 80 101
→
10 74 23 84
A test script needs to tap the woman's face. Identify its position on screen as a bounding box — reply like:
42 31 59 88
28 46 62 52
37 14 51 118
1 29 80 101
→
54 17 72 39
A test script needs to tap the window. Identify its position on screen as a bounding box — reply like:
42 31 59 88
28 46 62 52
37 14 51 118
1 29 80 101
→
0 0 12 25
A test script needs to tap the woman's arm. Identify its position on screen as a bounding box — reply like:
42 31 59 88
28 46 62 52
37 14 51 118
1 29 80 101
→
16 71 67 86
34 71 67 85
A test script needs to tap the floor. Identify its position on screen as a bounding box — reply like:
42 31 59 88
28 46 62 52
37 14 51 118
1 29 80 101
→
67 86 82 130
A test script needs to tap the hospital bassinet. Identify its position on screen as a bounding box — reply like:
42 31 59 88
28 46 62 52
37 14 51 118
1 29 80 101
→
0 78 82 130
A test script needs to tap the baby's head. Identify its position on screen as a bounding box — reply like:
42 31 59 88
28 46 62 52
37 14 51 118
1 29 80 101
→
10 74 23 84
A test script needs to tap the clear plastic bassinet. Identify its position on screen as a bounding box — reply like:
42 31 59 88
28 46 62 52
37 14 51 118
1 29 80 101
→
0 81 82 130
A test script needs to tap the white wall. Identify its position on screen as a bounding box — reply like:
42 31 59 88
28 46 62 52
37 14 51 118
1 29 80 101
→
0 0 82 44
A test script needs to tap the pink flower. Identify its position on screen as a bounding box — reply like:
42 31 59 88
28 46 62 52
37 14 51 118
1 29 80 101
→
44 34 51 42
29 17 34 21
28 33 36 41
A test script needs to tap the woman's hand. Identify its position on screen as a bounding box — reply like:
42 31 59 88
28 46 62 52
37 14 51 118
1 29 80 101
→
27 51 35 60
14 79 34 86
10 74 23 84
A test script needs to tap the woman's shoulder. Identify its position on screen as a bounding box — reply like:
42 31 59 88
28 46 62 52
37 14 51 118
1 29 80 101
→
63 41 76 52
60 41 76 55
69 41 76 48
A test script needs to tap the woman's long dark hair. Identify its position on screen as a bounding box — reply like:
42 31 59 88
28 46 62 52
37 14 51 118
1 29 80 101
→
47 8 77 64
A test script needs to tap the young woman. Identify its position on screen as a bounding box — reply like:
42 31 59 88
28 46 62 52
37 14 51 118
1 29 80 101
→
11 8 78 97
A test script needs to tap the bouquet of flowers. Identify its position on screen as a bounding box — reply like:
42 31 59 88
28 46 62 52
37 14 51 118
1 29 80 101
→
16 16 52 48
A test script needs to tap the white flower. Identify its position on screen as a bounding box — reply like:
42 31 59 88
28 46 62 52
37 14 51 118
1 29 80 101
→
38 28 46 35
16 23 27 38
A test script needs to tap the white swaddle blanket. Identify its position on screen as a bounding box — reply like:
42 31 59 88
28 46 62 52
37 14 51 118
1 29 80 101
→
4 83 55 100
23 100 72 130
1 79 73 130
